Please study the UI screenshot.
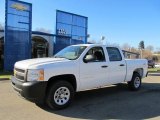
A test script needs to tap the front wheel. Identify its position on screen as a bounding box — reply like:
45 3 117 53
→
46 80 74 110
128 73 141 91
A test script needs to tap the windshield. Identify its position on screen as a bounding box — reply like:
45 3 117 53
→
54 46 87 60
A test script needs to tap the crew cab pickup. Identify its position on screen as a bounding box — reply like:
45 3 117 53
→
11 44 148 109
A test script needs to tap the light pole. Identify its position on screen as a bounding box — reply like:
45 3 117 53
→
100 36 105 44
140 49 143 59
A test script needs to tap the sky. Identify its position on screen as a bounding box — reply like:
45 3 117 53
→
0 0 160 50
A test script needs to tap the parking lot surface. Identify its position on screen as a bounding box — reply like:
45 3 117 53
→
0 75 160 120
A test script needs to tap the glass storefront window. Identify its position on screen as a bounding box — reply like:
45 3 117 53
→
56 37 71 44
57 23 72 36
72 26 86 36
72 36 85 44
55 10 87 53
72 36 85 41
7 14 29 30
72 15 86 27
57 12 72 24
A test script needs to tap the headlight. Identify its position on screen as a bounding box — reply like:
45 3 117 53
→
27 69 44 81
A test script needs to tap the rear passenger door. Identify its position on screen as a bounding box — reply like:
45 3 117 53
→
106 47 126 84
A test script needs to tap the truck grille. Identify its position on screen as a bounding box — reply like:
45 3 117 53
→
14 68 26 82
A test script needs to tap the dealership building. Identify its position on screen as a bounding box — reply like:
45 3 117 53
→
1 0 140 71
0 30 56 70
1 0 88 71
0 30 55 58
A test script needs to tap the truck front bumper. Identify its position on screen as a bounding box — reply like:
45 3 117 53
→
11 76 47 103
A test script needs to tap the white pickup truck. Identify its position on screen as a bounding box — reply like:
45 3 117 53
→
12 44 148 109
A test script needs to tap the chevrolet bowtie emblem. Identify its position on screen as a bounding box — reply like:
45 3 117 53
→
11 3 27 11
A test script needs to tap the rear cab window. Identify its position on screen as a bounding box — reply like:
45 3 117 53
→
106 47 122 61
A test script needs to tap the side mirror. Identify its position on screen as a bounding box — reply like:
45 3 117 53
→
83 55 95 63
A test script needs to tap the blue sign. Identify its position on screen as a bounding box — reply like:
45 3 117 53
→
4 0 32 71
54 10 88 53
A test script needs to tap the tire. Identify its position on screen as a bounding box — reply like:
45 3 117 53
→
46 80 74 110
128 72 141 91
35 102 47 109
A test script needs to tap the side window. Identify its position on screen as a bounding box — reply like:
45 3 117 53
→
84 47 105 62
106 47 122 61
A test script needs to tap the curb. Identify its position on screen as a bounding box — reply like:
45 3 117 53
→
0 78 10 81
148 73 160 76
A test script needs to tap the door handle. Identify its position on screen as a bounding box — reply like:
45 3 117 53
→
101 65 108 68
119 64 125 66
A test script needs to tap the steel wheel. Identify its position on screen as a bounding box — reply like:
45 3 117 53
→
128 72 141 91
54 87 70 105
46 80 74 109
134 77 141 88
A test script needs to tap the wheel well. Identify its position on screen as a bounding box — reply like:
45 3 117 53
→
133 68 143 78
46 74 77 91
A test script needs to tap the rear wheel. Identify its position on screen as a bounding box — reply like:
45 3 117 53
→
128 73 141 91
46 80 74 110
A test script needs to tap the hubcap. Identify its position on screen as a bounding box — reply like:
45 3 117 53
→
134 77 140 88
54 87 70 105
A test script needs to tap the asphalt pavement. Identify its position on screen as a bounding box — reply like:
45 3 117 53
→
0 75 160 120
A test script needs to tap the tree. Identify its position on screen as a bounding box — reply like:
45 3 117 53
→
35 27 51 33
121 43 131 50
109 43 120 47
88 39 96 44
142 50 152 59
138 41 145 49
146 45 154 52
155 47 160 54
0 23 4 30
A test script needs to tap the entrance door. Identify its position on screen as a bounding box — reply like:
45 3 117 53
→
32 36 48 58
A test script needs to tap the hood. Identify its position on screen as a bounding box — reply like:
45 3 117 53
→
15 58 69 70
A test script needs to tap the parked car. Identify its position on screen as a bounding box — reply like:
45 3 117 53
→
155 63 160 68
11 44 148 110
148 60 155 68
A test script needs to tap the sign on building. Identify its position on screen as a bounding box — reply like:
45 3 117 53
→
4 0 32 70
54 10 88 53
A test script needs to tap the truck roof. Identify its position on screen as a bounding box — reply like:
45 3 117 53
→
72 44 119 48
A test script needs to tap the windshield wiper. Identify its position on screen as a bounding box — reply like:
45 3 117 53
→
53 56 68 59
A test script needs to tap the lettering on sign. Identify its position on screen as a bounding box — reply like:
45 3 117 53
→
58 29 67 35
